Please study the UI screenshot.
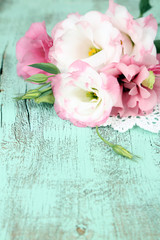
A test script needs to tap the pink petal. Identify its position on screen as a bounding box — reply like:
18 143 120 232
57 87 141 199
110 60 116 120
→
139 90 157 111
117 63 140 81
100 72 120 105
16 22 53 80
133 67 149 85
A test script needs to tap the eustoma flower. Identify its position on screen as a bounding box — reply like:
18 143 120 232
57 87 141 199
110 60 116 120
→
16 22 53 79
101 55 160 117
49 11 122 72
106 0 157 61
52 61 120 127
15 0 160 159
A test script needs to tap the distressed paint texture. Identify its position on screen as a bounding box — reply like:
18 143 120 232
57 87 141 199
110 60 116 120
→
0 0 160 239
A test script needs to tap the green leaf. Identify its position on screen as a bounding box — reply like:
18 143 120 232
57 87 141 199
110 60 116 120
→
154 40 160 53
26 74 48 83
29 63 60 74
139 0 152 17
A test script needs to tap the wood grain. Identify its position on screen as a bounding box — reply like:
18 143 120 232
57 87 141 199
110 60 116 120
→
0 0 160 239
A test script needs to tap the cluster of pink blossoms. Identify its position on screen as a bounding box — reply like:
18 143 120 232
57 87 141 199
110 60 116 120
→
16 0 160 127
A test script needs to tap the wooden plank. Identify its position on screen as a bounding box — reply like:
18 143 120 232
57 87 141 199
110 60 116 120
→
0 0 160 239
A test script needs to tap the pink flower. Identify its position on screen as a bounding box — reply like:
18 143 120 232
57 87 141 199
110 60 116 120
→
157 54 160 64
106 0 157 61
52 61 120 127
149 64 160 103
100 55 160 117
16 22 53 79
49 11 122 72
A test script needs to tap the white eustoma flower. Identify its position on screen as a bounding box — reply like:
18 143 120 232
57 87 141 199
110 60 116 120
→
49 11 122 72
106 0 158 61
52 61 120 127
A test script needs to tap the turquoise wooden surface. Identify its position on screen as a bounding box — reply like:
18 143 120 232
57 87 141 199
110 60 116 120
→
0 0 160 239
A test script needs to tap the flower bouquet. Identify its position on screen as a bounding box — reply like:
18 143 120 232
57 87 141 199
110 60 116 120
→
15 0 160 159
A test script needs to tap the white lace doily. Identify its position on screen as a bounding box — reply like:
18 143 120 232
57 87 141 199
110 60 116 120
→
103 104 160 133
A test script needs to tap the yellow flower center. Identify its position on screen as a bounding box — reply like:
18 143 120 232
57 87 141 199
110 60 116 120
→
88 47 101 56
86 91 98 100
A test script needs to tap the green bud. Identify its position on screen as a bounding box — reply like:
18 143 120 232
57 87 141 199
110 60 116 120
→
34 93 55 104
27 89 39 93
112 145 133 159
26 74 48 83
95 126 138 161
142 71 155 89
22 90 41 99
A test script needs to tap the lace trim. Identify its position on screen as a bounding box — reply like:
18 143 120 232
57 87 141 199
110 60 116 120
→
103 104 160 133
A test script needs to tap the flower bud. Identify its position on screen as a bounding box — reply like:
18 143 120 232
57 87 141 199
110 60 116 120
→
34 93 55 104
26 74 48 83
112 145 133 159
142 71 155 89
22 90 41 99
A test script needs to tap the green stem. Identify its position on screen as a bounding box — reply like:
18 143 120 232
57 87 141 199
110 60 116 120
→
36 83 50 90
48 74 55 78
40 86 52 93
96 126 114 147
96 126 138 160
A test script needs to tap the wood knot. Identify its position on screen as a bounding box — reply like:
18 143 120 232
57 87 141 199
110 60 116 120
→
76 226 86 235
